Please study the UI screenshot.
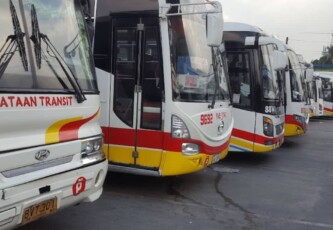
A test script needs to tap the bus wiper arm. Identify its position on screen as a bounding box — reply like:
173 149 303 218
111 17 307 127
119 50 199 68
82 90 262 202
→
41 34 86 103
0 0 28 79
208 48 221 109
30 4 69 91
29 4 86 103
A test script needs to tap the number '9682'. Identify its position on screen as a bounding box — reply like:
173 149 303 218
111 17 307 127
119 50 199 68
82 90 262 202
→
200 114 213 125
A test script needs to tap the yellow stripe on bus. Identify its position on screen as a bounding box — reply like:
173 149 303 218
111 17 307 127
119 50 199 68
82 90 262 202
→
105 144 228 176
231 136 278 153
107 145 162 168
285 123 304 137
230 137 253 152
324 110 333 116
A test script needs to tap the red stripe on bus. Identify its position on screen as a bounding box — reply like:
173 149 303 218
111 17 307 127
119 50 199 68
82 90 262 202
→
324 107 333 113
285 114 306 131
102 127 230 155
59 109 100 142
232 128 283 145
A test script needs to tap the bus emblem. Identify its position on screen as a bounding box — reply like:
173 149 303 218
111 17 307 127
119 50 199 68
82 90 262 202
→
35 150 50 161
217 120 224 135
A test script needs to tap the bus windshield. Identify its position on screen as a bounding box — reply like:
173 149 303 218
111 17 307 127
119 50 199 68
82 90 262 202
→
287 50 304 102
168 2 229 102
323 82 332 102
260 44 280 101
0 0 97 92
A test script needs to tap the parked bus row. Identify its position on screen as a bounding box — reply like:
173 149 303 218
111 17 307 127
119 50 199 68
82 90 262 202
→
0 0 326 229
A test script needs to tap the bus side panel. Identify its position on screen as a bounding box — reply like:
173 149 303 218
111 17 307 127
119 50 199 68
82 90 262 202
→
323 101 333 116
229 108 256 152
96 68 112 159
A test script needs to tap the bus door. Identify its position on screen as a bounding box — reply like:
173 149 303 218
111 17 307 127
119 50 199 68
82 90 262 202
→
228 50 256 151
111 16 164 169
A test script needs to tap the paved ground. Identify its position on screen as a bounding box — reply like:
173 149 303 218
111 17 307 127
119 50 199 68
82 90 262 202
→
20 117 333 230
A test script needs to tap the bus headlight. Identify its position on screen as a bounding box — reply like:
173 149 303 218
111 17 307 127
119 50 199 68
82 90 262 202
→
81 136 105 165
293 115 304 125
171 115 190 139
263 116 274 137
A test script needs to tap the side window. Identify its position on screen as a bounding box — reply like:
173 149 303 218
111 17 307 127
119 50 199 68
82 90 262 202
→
113 28 137 127
323 83 332 102
227 52 251 108
141 27 163 130
94 19 111 72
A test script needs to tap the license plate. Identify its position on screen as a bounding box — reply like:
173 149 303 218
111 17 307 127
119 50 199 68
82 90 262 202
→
22 197 57 224
212 153 221 164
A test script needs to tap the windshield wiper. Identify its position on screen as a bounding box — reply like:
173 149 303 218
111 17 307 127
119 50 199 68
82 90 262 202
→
208 47 222 109
29 4 86 103
0 0 28 79
30 4 69 90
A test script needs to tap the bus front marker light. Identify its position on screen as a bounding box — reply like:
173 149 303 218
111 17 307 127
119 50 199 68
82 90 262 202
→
182 143 199 156
263 116 274 137
171 115 191 139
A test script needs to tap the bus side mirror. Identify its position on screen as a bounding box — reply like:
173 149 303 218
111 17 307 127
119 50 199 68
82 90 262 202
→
244 36 256 46
219 44 225 53
305 68 314 82
273 50 288 70
206 13 223 47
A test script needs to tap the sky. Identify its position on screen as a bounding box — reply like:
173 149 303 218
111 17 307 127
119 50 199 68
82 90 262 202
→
218 0 333 62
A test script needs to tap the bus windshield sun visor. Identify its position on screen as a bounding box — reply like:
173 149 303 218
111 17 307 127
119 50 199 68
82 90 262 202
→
0 0 28 79
29 4 86 103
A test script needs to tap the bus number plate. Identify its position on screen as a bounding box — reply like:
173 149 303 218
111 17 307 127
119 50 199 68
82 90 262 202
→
22 197 58 224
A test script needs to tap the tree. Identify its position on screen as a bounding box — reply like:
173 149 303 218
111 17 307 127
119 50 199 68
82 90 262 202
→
327 45 333 63
312 45 333 64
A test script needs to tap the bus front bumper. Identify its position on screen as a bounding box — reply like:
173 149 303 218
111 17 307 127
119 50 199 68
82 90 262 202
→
0 159 107 229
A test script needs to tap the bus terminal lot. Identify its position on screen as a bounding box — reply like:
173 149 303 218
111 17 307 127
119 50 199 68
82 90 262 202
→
21 118 333 230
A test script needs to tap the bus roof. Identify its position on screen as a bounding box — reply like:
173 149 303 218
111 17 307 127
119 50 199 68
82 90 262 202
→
315 72 333 82
224 22 266 34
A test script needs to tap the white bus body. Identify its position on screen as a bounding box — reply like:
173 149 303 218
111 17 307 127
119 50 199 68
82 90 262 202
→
0 1 107 228
94 0 233 176
312 75 324 117
319 72 333 116
224 23 286 152
298 55 315 118
278 44 308 136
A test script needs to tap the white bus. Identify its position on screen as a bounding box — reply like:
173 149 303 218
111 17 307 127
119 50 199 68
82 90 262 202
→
223 22 286 152
0 0 107 228
319 72 333 116
298 56 315 117
284 47 308 136
312 74 324 117
93 0 233 176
